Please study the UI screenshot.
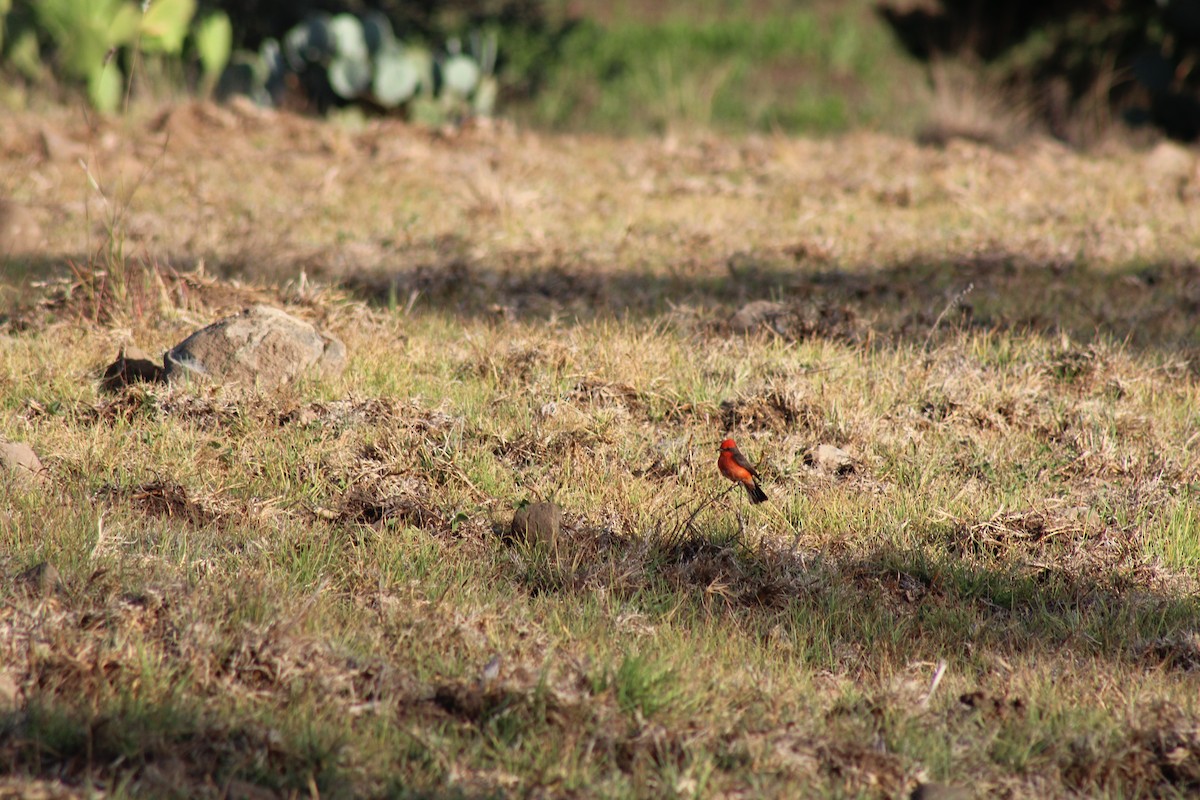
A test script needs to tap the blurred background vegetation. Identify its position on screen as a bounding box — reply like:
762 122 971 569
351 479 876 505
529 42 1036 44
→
1 0 1198 145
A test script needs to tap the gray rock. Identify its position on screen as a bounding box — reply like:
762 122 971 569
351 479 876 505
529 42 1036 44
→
0 440 43 477
163 305 346 390
510 502 563 549
1145 140 1196 181
805 443 855 476
39 127 88 162
730 299 861 342
16 561 62 596
729 300 789 335
0 200 42 256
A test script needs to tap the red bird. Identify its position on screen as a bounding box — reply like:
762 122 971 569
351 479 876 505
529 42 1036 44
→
717 438 768 504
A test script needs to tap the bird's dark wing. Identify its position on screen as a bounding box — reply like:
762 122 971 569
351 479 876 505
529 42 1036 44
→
731 448 759 477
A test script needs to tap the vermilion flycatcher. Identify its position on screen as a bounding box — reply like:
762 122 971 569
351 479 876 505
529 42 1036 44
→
718 438 768 504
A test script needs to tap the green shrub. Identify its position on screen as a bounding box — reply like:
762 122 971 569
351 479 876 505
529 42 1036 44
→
0 0 232 111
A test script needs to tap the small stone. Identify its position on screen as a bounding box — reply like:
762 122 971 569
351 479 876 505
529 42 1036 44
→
0 440 43 477
100 345 166 392
163 305 347 390
280 405 320 426
805 443 855 476
1145 140 1196 181
16 561 62 596
38 127 88 162
729 300 789 335
510 502 563 549
0 200 43 256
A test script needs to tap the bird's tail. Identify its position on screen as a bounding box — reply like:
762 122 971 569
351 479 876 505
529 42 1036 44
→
745 482 768 504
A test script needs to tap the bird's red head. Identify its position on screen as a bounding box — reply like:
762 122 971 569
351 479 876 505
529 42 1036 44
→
719 438 736 452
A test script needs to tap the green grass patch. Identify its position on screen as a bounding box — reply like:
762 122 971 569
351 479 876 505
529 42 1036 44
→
3 103 1200 797
515 4 921 134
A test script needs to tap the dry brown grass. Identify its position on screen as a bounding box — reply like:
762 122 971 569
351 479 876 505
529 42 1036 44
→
2 102 1200 798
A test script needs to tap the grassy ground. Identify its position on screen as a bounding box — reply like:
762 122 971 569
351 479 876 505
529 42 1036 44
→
511 0 928 135
2 104 1200 798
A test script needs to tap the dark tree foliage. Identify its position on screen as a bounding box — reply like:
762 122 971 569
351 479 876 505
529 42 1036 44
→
878 0 1200 141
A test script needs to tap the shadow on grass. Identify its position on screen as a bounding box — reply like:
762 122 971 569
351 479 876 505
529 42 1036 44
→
8 241 1200 360
511 520 1200 674
0 685 501 800
0 702 345 800
320 236 1200 358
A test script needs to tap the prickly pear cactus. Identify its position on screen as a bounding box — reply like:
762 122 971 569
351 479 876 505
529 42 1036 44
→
220 11 498 121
